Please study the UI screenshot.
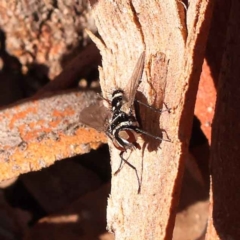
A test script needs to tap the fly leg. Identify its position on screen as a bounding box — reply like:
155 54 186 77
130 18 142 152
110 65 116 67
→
135 100 171 113
114 151 141 193
97 93 111 104
114 150 125 175
135 127 171 142
106 132 141 192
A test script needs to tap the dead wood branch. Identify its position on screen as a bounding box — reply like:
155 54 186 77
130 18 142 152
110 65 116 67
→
89 0 214 239
0 90 106 182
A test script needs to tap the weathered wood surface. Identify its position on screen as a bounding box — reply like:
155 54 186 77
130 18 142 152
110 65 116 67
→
89 0 213 239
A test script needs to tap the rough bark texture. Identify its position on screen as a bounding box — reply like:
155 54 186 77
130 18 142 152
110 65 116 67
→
0 0 96 79
0 90 106 182
36 43 101 95
206 0 240 238
0 0 104 183
89 0 213 239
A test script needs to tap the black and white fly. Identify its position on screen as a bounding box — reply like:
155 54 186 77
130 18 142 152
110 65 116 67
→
79 52 170 192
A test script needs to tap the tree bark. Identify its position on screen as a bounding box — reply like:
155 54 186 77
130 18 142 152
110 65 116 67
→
89 0 213 239
0 90 106 182
206 0 240 238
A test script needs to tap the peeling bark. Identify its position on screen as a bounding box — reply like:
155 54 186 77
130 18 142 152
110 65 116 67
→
89 0 213 239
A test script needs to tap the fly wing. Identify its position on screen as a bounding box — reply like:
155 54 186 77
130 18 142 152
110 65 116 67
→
79 100 111 132
124 52 145 110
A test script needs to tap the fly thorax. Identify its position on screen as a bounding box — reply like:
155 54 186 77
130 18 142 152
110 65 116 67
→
111 89 124 111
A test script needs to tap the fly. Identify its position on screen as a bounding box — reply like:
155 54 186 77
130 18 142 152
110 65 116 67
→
79 52 170 193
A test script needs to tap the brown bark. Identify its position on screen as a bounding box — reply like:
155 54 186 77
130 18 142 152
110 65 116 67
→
0 90 106 182
89 0 213 239
0 0 95 79
0 1 104 183
35 43 101 96
206 0 240 238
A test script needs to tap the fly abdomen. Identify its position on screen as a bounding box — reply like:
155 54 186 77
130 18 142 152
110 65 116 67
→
109 110 138 131
110 112 139 150
112 125 140 151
